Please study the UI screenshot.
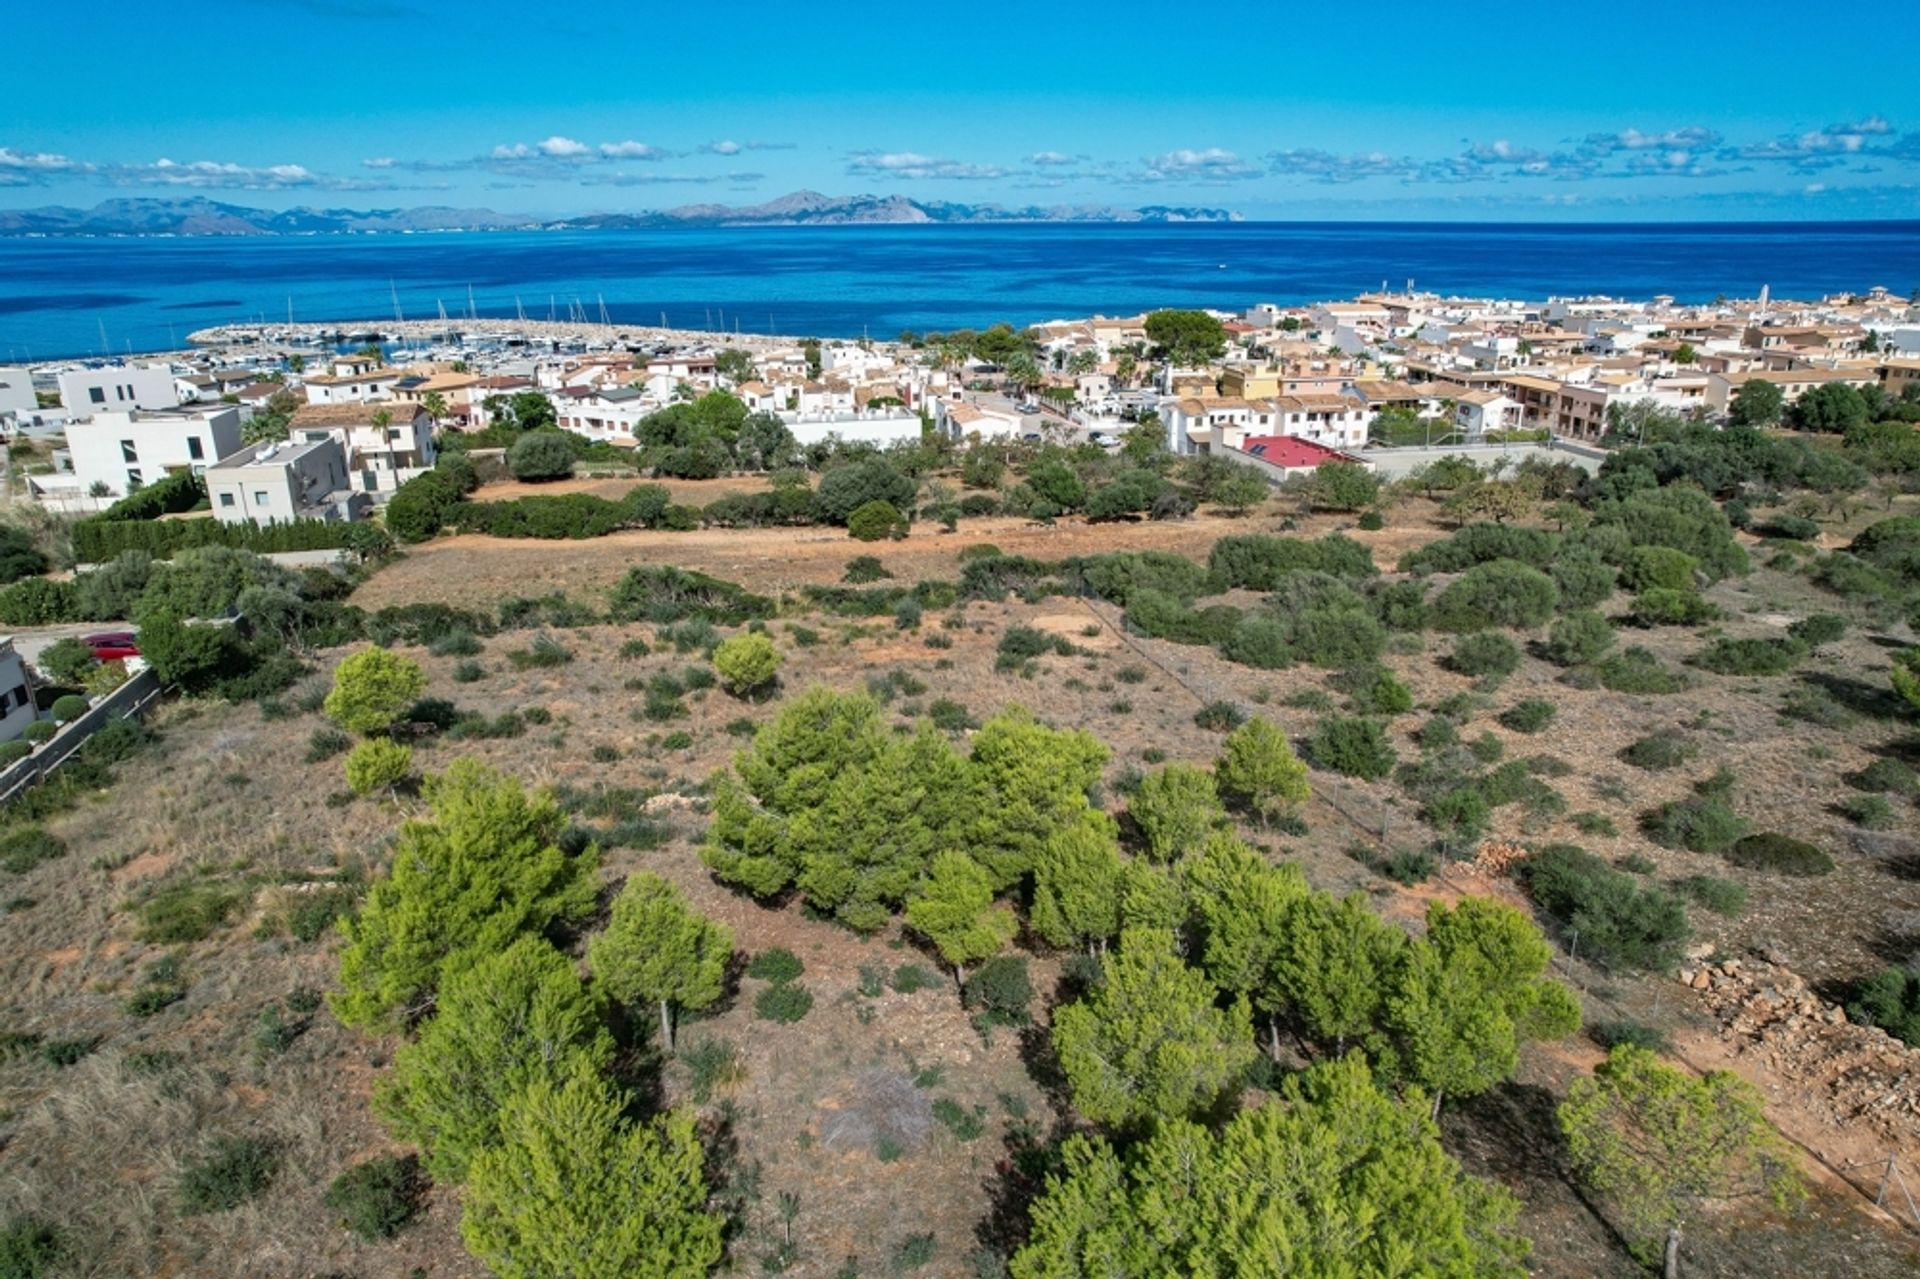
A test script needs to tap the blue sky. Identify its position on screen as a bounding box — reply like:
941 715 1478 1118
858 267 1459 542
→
4 0 1917 220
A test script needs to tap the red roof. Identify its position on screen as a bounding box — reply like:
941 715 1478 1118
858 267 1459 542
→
1238 435 1353 467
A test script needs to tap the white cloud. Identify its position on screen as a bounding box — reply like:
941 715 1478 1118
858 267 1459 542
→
362 156 395 168
704 140 743 155
537 135 590 158
1029 150 1075 167
845 150 1006 180
599 140 663 159
1136 148 1261 182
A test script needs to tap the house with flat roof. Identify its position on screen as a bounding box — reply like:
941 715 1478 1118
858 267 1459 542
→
58 364 179 414
287 403 435 494
205 437 362 526
60 405 243 501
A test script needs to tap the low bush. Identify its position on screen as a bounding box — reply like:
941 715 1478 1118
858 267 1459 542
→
1724 832 1834 877
746 947 804 983
754 983 814 1023
891 963 940 994
1787 613 1847 649
344 738 413 796
1430 559 1558 632
0 827 64 874
323 1153 424 1241
1587 1019 1671 1053
1519 843 1690 971
1544 610 1616 666
0 1215 63 1276
1447 632 1521 679
1498 699 1556 733
1851 758 1919 795
1595 646 1689 694
179 1136 278 1215
1641 795 1746 854
1691 636 1806 676
1845 968 1920 1047
1628 588 1718 627
1336 664 1413 715
1675 874 1748 917
1839 793 1897 830
962 956 1032 1025
712 632 782 697
1754 512 1820 541
847 499 908 542
1193 700 1246 731
1620 733 1696 771
137 883 242 943
505 633 572 669
1305 716 1396 780
997 625 1074 670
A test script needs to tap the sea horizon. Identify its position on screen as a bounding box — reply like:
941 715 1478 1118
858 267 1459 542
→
3 218 1916 363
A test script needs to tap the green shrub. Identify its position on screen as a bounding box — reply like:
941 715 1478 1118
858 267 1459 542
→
1691 636 1806 676
747 948 804 983
1839 793 1897 830
1193 701 1246 731
505 430 577 481
1641 796 1746 854
962 956 1032 1025
1675 874 1748 917
608 564 772 626
891 963 940 994
1431 559 1558 632
1570 812 1618 836
1628 588 1718 627
1724 832 1833 877
1305 716 1396 780
1845 968 1920 1047
1447 632 1521 678
1220 615 1293 669
505 633 573 669
0 1216 63 1278
344 738 413 796
1620 545 1700 593
1545 610 1615 666
712 632 782 697
1787 613 1846 649
323 1154 423 1240
1587 1019 1671 1053
997 625 1073 669
1498 699 1556 733
0 741 29 767
1519 843 1690 971
847 499 908 542
1620 734 1696 771
754 983 814 1023
137 883 242 943
1755 512 1820 541
1851 758 1919 795
287 886 358 942
179 1136 278 1215
1336 664 1413 715
1595 647 1689 694
0 828 64 874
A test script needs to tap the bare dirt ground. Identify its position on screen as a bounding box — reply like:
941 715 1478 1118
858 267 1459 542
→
351 502 1445 611
7 501 1920 1276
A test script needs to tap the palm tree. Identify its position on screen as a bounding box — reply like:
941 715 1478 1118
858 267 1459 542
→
421 391 448 426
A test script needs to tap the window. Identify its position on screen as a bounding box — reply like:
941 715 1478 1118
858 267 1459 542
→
89 387 105 404
126 470 142 489
187 437 203 460
255 491 271 506
219 492 235 508
120 440 137 463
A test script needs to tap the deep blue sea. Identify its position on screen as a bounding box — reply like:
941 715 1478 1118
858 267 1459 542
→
1 220 1916 361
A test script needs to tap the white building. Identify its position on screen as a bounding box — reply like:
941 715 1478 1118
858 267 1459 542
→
786 409 925 449
287 403 436 494
64 405 243 500
206 437 360 525
933 397 1023 442
302 366 403 405
58 364 179 414
0 639 36 745
1452 390 1526 438
0 368 36 421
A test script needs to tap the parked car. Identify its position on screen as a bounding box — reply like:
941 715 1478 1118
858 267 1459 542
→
82 632 139 661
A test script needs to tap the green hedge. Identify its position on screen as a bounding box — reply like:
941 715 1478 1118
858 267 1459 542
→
93 471 205 522
74 516 360 563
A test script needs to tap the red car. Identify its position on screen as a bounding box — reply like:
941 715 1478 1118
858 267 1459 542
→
83 632 140 661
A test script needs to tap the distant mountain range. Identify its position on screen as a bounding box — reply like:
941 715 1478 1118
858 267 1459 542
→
0 192 1240 237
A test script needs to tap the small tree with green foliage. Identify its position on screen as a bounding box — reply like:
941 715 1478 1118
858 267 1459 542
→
505 430 577 481
1727 379 1783 428
1560 1044 1804 1278
588 871 732 1052
460 1064 724 1279
375 936 613 1183
1214 716 1310 825
1302 461 1382 512
1051 927 1256 1130
325 646 427 735
344 737 413 796
1029 810 1125 956
1126 762 1226 861
904 852 1016 984
710 632 781 698
332 762 598 1029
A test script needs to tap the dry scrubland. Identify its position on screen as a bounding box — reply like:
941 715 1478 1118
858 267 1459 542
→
4 498 1920 1277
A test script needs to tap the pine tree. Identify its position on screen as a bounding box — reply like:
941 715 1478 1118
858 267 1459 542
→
461 1064 725 1279
375 936 613 1183
1185 834 1307 1058
588 872 732 1053
324 645 427 735
332 761 598 1030
1012 1054 1529 1279
1271 890 1405 1052
904 852 1016 983
1029 810 1125 955
965 708 1108 890
1126 763 1226 862
1051 927 1255 1129
1214 716 1310 825
1560 1045 1804 1278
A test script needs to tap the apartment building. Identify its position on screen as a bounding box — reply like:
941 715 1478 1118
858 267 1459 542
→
58 363 179 414
64 405 243 499
287 403 436 493
205 436 359 525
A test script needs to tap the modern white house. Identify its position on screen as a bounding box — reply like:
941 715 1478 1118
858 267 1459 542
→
933 396 1024 442
63 405 244 500
786 409 924 449
0 368 36 421
205 437 361 525
302 366 403 405
0 639 35 744
1452 390 1527 438
58 363 179 414
287 403 436 494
